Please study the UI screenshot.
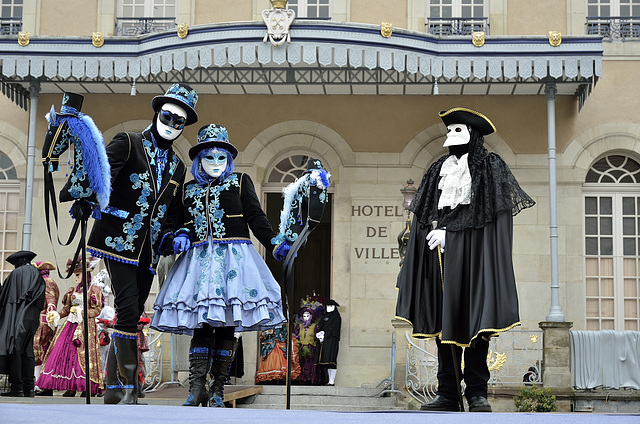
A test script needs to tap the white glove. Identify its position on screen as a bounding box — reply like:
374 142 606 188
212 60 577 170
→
426 229 446 252
316 330 325 343
47 310 60 329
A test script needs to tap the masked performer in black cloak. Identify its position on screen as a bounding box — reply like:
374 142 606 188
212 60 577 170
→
396 107 535 412
86 83 198 404
0 251 45 397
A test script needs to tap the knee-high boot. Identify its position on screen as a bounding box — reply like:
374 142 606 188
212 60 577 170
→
103 340 124 404
113 330 140 405
208 338 238 408
183 337 210 407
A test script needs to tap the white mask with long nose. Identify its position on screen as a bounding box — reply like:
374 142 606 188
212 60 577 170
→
443 123 470 147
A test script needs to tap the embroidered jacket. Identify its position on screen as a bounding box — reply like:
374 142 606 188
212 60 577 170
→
87 131 186 269
173 173 277 255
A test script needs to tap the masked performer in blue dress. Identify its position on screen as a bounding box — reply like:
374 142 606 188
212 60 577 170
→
151 123 289 407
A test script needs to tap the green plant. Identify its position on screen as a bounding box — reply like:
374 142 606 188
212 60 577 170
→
514 385 557 412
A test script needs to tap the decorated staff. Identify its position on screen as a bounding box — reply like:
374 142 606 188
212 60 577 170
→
41 92 110 404
396 107 535 412
273 158 330 409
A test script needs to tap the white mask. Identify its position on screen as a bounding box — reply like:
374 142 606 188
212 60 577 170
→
155 103 187 141
201 148 228 179
443 123 470 147
326 305 335 313
302 311 311 321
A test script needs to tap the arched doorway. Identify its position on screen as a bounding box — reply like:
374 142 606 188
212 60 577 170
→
263 154 333 312
583 154 640 330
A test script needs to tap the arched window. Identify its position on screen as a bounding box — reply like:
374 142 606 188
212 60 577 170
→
267 154 311 183
0 150 20 282
583 154 640 330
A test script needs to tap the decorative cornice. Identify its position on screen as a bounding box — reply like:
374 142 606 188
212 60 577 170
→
0 21 602 82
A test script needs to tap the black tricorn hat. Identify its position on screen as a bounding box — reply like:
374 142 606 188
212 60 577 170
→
6 250 37 266
439 107 496 136
58 92 84 116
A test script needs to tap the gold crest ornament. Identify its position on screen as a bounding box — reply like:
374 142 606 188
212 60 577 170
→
177 23 188 39
472 31 485 47
381 22 393 38
262 0 295 46
92 32 105 48
18 31 30 47
549 31 562 47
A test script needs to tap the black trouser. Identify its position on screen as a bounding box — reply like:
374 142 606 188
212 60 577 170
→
105 243 154 333
193 324 235 341
435 336 490 400
7 344 35 393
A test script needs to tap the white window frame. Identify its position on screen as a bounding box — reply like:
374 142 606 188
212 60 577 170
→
425 0 487 19
1 0 22 19
287 0 332 19
118 0 176 18
583 185 640 331
0 182 21 284
587 0 640 17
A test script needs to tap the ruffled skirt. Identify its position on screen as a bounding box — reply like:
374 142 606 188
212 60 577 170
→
151 241 286 335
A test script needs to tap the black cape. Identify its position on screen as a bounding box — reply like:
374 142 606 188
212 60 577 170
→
396 135 534 347
0 264 46 363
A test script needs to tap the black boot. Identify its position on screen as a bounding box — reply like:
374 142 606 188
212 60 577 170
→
113 330 141 405
183 337 210 407
208 338 238 407
103 339 124 404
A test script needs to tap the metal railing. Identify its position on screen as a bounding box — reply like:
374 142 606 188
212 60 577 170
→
586 16 640 41
426 17 488 36
115 17 176 36
141 329 163 392
0 17 22 35
405 329 543 405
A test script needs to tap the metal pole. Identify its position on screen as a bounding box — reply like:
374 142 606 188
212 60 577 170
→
23 81 40 250
544 82 566 322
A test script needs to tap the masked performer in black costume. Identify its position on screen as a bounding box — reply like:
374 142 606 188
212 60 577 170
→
86 83 198 404
396 107 535 412
0 251 45 397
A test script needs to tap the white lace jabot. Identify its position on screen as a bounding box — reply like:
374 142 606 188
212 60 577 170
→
438 153 472 210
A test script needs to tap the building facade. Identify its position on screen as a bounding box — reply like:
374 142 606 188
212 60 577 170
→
0 0 638 387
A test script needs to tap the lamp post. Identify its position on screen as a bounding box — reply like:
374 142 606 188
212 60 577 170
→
398 179 417 267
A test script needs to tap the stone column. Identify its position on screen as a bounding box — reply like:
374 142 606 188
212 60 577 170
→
539 321 573 388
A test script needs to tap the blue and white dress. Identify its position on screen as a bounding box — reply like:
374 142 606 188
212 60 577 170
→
151 173 286 334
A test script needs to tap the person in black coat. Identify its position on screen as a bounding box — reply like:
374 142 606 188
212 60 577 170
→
0 250 45 397
316 299 341 386
87 83 199 405
396 107 535 412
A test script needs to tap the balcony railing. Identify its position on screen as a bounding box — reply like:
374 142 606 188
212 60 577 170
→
586 16 640 41
115 17 176 36
426 17 489 36
0 17 22 35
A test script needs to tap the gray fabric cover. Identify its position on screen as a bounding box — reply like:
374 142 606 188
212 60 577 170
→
570 330 640 390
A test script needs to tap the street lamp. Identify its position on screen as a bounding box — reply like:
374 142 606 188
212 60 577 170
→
398 179 416 267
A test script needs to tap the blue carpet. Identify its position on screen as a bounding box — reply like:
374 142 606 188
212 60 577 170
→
1 404 638 424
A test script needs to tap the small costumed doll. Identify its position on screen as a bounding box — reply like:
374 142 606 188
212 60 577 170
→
32 261 60 396
36 257 104 396
151 123 290 407
316 299 342 386
396 107 535 412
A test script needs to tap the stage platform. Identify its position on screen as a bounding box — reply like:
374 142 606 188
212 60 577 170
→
0 402 638 424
